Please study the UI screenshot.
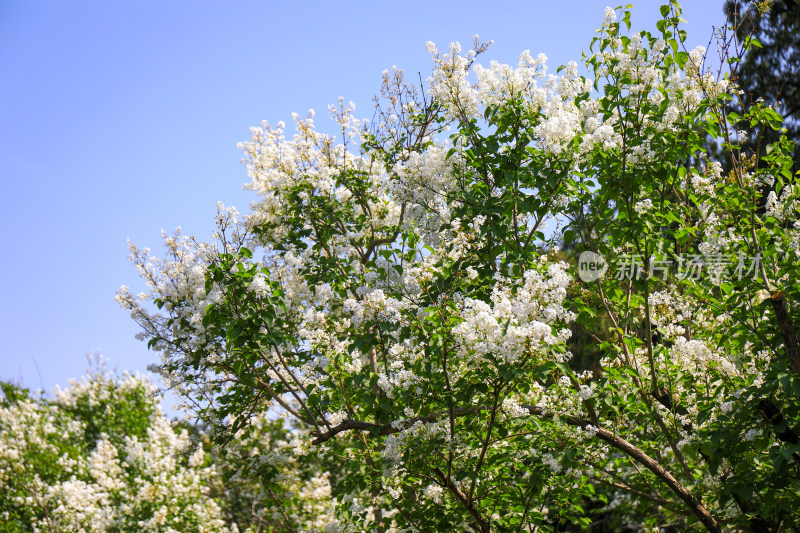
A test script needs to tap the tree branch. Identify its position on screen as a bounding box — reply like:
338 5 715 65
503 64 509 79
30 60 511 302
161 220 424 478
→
433 467 490 533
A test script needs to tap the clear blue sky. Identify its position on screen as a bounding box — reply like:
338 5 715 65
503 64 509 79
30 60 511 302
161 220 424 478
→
0 0 729 409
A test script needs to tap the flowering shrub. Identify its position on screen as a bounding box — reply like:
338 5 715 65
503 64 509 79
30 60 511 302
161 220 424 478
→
0 369 235 532
0 368 339 532
120 2 800 531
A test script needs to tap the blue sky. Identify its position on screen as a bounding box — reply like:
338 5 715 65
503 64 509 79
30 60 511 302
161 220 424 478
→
0 0 729 410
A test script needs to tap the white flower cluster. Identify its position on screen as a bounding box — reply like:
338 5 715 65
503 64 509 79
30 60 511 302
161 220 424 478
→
427 40 482 120
452 262 574 364
669 336 737 377
633 198 653 214
390 142 461 242
501 397 530 418
422 483 444 504
382 420 449 465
